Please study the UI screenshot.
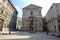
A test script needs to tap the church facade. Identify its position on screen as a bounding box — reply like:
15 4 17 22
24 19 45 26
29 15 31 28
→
17 3 60 32
20 4 43 31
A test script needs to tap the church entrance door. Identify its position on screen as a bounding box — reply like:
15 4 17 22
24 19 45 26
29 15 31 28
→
29 19 34 31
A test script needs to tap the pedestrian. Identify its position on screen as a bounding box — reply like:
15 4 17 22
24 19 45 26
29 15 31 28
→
47 31 49 35
46 27 49 35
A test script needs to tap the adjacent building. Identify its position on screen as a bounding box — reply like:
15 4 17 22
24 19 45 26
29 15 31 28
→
0 0 18 33
20 4 43 31
45 3 60 32
16 17 22 31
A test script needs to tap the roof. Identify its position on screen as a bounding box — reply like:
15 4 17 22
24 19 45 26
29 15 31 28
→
45 3 60 17
8 0 18 13
23 4 42 9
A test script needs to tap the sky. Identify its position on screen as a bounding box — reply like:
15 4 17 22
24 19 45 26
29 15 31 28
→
11 0 60 18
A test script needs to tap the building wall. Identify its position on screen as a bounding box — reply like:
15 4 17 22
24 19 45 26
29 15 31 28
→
0 0 18 33
45 3 60 32
16 17 22 30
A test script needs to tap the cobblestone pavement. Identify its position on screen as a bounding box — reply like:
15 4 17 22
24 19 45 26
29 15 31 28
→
0 31 60 40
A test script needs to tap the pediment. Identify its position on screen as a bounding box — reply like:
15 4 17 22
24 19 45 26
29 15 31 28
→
23 4 42 9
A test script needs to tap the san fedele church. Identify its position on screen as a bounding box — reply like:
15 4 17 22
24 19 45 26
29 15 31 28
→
20 4 43 31
17 3 60 32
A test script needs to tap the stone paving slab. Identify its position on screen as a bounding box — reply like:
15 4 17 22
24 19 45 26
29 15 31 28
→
0 31 60 40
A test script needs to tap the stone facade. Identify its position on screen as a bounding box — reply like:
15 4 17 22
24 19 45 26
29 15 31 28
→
0 0 18 33
16 17 22 30
20 4 43 31
45 3 60 32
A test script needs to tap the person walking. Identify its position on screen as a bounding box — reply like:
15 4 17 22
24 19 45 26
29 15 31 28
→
46 27 49 35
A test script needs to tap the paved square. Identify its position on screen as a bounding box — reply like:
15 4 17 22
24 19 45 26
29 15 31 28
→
0 31 60 40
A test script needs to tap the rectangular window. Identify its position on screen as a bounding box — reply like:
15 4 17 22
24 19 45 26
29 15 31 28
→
39 22 41 26
23 11 25 16
31 11 33 15
22 22 24 27
56 7 58 12
39 11 41 15
56 5 58 7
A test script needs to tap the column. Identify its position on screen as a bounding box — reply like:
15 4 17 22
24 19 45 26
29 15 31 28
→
34 18 35 31
55 19 59 32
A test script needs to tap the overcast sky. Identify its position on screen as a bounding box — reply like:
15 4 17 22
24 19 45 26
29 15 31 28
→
11 0 60 18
